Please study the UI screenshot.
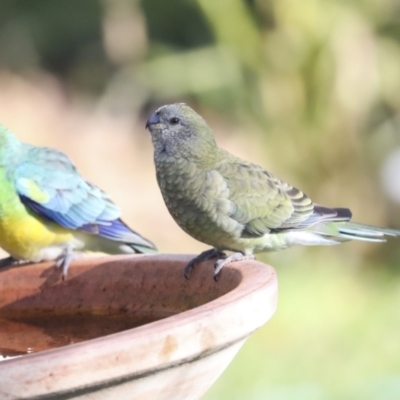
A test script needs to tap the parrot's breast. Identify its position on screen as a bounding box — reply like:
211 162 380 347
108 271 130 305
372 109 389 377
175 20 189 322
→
155 156 247 249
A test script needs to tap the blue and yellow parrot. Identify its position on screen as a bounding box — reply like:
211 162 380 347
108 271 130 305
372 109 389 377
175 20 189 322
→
0 125 156 277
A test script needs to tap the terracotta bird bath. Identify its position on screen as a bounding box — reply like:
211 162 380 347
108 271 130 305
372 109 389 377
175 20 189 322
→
0 254 277 400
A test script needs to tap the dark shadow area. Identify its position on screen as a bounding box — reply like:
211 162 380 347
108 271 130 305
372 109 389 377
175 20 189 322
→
0 254 243 356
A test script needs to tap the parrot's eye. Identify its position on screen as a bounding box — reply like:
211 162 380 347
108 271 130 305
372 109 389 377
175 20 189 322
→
169 117 180 125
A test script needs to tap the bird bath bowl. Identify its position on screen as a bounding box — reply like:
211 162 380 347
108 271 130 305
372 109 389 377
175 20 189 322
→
0 254 277 400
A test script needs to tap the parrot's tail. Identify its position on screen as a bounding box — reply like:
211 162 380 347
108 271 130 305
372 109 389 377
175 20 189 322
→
95 218 158 254
317 222 400 243
283 221 400 248
126 243 159 254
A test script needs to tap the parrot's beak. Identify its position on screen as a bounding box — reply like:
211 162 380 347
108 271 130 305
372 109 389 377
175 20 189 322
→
145 113 160 129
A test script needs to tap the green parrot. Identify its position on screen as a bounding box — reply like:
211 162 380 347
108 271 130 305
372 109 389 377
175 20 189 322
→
146 103 400 280
0 125 157 277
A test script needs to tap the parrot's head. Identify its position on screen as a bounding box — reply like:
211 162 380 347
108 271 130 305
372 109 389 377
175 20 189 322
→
145 103 217 162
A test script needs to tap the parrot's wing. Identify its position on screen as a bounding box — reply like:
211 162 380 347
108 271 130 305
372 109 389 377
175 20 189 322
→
14 146 154 247
216 155 351 237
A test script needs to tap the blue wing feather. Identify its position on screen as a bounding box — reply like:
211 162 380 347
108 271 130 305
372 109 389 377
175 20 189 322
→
14 146 154 249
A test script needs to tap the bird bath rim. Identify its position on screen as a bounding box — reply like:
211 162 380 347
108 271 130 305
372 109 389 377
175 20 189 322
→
0 254 277 400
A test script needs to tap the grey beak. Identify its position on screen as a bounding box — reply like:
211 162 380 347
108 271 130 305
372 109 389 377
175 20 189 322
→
145 113 160 129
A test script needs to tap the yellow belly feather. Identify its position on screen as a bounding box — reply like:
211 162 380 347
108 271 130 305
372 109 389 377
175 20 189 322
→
0 169 79 262
0 208 75 261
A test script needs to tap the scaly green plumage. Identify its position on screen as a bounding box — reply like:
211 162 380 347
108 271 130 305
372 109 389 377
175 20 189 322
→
146 103 400 279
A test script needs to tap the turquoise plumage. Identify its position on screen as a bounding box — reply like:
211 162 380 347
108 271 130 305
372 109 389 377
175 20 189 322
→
0 125 157 277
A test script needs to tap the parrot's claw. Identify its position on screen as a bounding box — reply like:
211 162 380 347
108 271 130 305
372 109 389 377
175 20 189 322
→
183 248 226 279
0 256 19 269
213 252 255 281
55 248 82 280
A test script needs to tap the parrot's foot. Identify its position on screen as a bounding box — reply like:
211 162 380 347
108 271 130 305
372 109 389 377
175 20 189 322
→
213 252 255 281
55 248 82 280
184 248 226 279
0 256 19 268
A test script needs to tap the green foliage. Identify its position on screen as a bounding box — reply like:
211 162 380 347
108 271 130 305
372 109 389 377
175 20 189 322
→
0 0 108 93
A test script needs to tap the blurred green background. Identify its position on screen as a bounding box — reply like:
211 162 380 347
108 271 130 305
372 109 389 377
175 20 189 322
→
1 0 400 398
